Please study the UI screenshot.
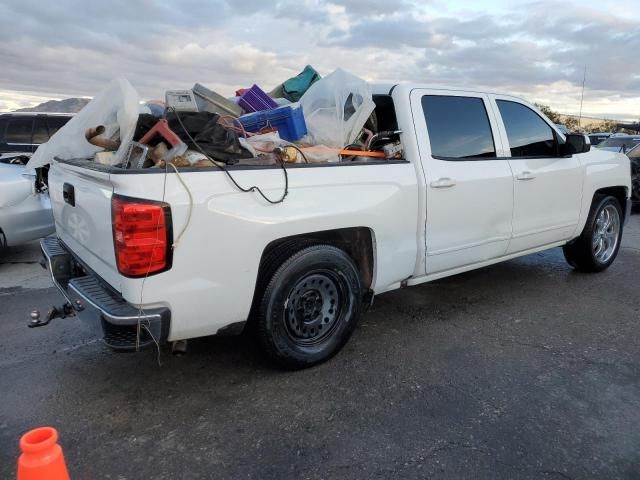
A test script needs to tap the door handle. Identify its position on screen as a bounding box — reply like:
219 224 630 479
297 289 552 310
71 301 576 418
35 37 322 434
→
516 171 535 181
430 177 456 188
63 183 75 206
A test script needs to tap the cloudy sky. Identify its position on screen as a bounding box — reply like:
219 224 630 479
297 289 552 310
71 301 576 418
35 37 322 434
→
0 0 638 120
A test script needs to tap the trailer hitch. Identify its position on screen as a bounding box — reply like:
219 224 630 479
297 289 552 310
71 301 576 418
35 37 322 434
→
29 302 76 328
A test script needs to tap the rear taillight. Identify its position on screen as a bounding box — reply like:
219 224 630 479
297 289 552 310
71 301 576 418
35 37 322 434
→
111 195 172 277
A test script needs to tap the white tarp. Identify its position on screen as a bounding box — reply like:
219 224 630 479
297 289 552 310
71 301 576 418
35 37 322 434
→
27 78 140 168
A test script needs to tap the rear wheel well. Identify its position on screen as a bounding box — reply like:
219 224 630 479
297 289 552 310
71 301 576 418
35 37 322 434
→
259 227 375 291
254 227 375 298
247 228 375 331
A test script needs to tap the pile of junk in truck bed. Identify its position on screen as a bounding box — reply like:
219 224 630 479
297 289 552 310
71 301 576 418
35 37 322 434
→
28 66 404 173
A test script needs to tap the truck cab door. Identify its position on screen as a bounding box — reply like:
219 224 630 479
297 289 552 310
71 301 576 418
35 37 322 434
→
489 95 583 253
410 89 514 274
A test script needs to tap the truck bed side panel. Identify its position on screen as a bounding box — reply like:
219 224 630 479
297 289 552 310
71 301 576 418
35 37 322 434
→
110 163 419 340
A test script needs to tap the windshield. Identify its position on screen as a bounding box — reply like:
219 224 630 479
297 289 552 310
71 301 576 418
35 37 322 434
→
596 137 640 150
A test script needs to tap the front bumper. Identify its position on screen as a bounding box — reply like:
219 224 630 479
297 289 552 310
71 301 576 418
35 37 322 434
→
40 236 170 351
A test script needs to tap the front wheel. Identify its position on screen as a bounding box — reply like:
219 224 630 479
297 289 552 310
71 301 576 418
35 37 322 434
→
563 195 623 272
254 244 363 369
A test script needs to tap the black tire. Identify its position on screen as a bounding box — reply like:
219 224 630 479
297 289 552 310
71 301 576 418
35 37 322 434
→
563 195 623 272
254 244 363 369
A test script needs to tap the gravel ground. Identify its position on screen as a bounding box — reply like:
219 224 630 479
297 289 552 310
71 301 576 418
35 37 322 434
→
1 215 639 479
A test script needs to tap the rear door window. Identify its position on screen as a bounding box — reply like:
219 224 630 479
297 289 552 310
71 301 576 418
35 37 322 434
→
497 100 556 157
6 117 34 144
47 116 71 136
421 95 496 159
33 117 49 144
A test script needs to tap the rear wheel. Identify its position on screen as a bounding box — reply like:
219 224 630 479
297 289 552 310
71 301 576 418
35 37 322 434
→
563 195 623 272
254 244 362 369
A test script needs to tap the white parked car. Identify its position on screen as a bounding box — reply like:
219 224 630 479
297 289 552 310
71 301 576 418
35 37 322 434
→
0 156 54 250
39 84 631 368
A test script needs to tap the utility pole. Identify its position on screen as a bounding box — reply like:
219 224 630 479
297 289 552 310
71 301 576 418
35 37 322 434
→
578 65 586 129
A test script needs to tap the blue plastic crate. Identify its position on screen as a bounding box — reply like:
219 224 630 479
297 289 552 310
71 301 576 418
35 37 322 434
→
238 105 307 142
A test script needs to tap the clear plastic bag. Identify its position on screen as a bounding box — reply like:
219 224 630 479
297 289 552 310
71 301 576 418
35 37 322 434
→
298 69 375 148
246 131 285 155
27 78 141 168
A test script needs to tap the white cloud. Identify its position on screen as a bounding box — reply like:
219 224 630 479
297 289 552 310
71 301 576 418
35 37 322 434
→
0 0 638 120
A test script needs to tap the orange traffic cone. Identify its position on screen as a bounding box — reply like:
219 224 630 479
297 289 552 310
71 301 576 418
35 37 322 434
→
17 427 70 480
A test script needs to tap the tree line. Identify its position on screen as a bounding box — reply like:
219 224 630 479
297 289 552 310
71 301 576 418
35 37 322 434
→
535 103 628 133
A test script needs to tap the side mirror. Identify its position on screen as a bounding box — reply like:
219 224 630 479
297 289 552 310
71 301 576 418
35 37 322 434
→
560 134 591 155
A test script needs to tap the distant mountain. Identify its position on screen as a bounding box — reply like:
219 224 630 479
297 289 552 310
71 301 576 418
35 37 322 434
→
15 97 90 113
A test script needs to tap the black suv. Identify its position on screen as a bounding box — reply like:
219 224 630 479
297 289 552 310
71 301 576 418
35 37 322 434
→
0 112 72 154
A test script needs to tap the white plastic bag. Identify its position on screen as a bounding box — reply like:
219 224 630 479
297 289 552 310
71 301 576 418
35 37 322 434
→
298 69 375 148
27 78 141 168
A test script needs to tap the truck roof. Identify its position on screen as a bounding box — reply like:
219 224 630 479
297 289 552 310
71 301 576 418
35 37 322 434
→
371 83 524 99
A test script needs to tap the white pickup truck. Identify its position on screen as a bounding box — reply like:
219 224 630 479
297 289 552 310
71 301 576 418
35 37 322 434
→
39 84 632 368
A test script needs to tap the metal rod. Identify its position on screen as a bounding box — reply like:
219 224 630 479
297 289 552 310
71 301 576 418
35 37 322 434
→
578 66 586 129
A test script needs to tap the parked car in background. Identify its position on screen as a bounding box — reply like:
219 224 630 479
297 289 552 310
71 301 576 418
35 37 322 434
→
0 158 54 250
588 132 611 146
0 112 72 154
555 123 569 135
627 143 640 204
596 135 640 153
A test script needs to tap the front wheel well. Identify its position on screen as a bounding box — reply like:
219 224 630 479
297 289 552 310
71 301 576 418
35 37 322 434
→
594 186 627 206
594 186 628 219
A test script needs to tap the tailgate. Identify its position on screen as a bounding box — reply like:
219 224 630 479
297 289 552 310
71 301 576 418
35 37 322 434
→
48 159 121 292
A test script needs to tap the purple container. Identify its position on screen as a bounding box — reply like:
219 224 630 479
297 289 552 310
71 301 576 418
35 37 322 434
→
238 84 278 113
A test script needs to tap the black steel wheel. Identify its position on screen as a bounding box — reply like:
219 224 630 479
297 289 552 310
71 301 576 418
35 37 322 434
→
254 243 362 369
284 271 343 346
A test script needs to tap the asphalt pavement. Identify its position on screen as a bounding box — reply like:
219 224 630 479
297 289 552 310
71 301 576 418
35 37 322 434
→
1 216 639 479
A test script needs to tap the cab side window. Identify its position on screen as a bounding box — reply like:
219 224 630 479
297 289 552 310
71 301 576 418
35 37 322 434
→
497 100 556 157
422 95 496 160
